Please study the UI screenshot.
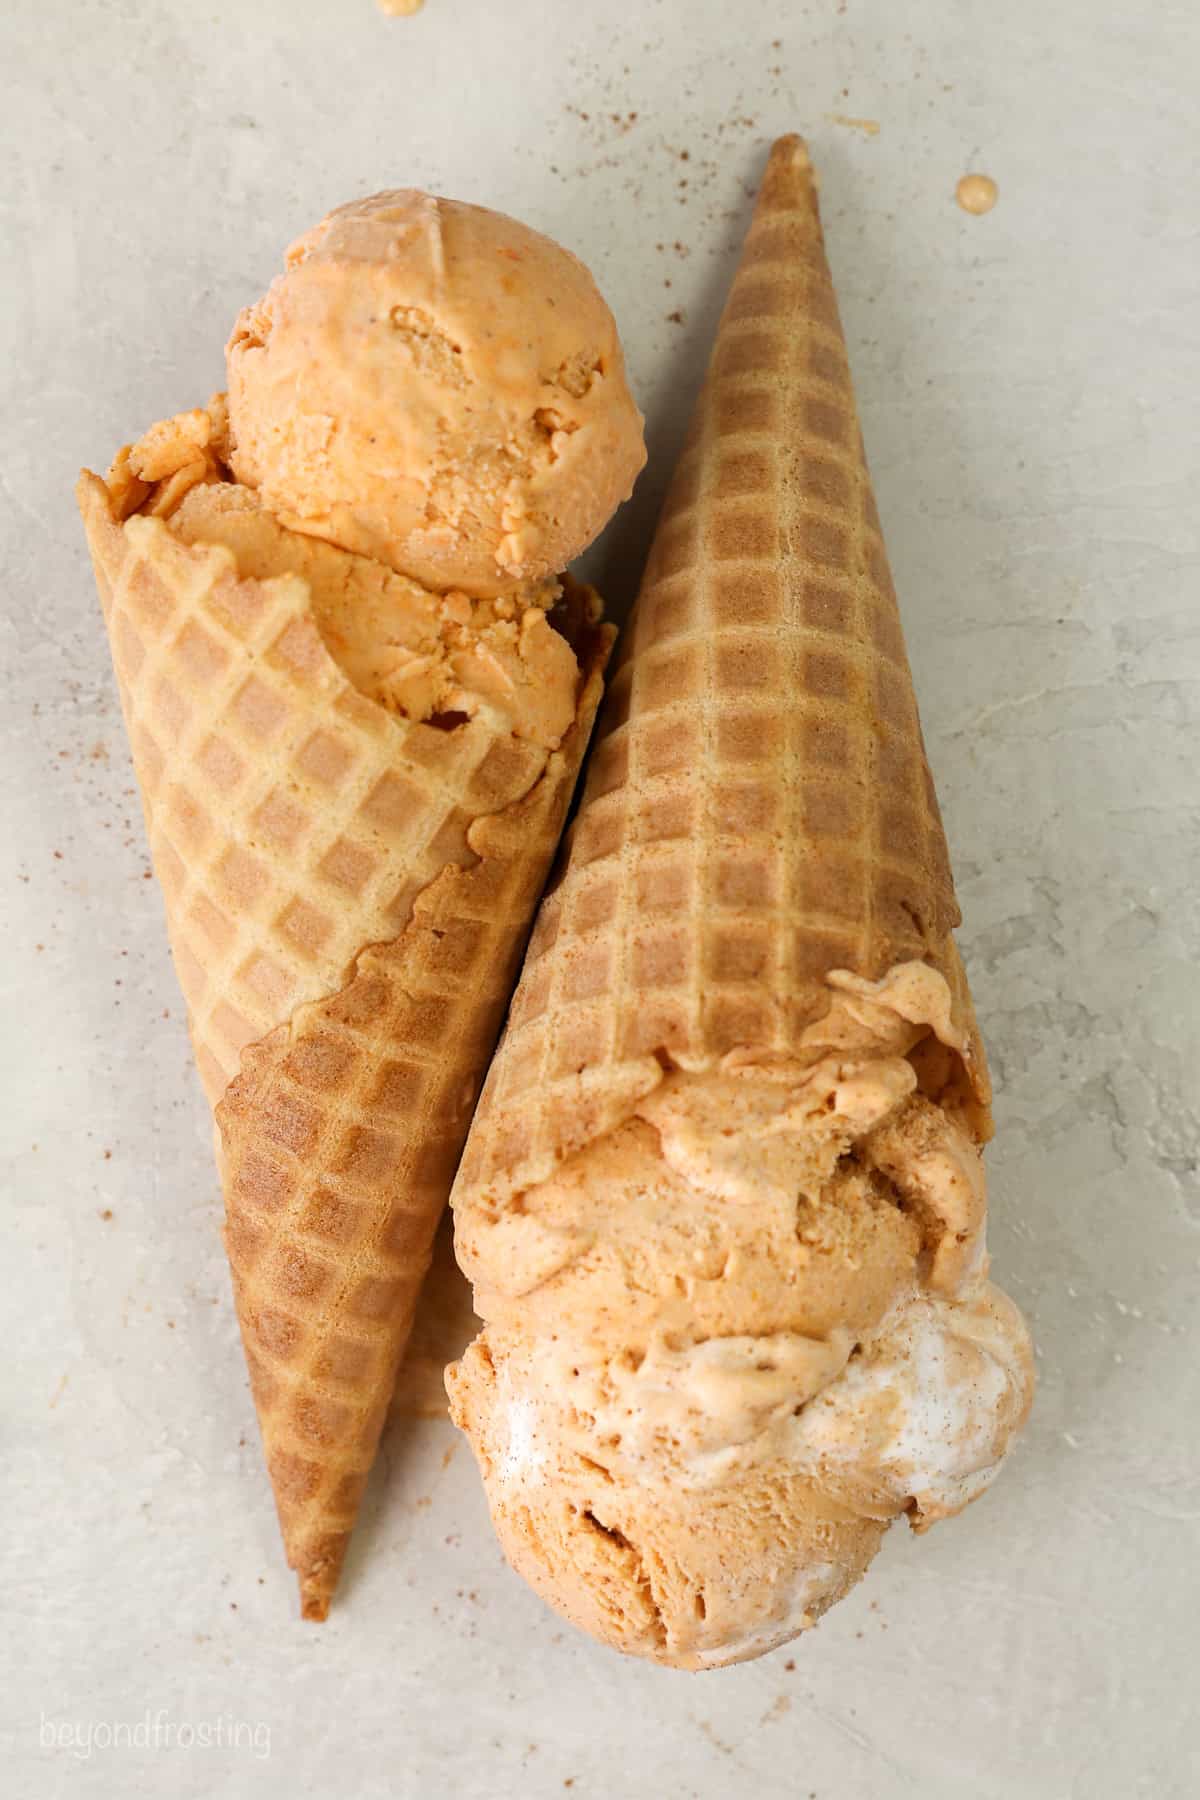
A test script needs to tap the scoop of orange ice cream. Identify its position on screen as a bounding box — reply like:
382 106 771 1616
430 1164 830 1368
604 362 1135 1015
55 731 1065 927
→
170 482 580 747
451 1281 1029 1668
448 964 1035 1668
108 401 587 749
225 190 646 596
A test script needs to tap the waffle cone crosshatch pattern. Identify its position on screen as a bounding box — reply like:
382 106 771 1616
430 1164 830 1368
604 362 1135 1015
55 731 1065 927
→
457 136 989 1214
78 464 613 1616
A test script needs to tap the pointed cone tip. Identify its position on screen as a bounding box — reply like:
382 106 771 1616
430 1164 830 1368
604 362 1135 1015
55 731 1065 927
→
768 132 811 167
300 1577 332 1622
757 132 818 213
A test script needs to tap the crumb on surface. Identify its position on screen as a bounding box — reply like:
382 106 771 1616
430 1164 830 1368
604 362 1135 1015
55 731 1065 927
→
828 114 881 136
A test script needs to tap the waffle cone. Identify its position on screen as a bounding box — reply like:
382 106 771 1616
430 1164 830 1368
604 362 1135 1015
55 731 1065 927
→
455 135 990 1215
78 468 611 1616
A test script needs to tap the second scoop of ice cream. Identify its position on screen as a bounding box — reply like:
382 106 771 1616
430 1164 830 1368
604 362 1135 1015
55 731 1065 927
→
448 965 1035 1668
226 190 647 596
108 401 586 749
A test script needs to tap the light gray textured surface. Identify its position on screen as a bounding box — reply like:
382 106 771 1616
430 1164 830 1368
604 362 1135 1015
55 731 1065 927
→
5 2 1198 1795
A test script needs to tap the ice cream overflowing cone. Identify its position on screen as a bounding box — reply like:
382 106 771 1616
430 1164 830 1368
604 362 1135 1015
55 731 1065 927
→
448 136 1033 1668
78 189 644 1617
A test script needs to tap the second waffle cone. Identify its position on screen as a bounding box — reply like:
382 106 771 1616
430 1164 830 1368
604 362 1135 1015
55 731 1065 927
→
456 134 989 1217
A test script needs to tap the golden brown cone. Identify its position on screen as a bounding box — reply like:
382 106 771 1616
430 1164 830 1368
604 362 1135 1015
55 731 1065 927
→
454 134 990 1219
77 469 611 1616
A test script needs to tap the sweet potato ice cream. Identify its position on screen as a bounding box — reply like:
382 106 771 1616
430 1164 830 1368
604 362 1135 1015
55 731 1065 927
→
226 190 645 595
451 965 1032 1666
